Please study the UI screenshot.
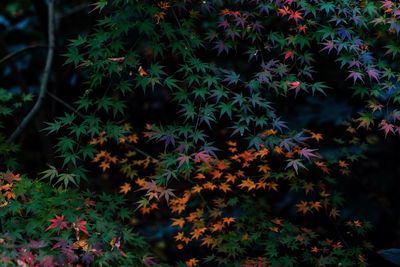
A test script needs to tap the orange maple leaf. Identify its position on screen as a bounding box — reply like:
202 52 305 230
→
211 222 224 232
310 132 323 142
99 161 110 172
222 217 235 226
238 178 256 191
219 183 232 193
191 184 203 193
266 181 279 191
194 173 206 180
258 164 271 173
190 227 207 240
186 258 199 267
138 66 149 77
203 182 217 191
310 201 322 211
171 218 185 228
201 235 216 248
296 201 309 215
119 183 131 194
224 173 237 183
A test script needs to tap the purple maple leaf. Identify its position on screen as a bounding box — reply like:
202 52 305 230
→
348 59 361 68
320 40 336 54
252 21 264 33
285 159 307 174
143 256 158 267
272 117 288 132
298 148 320 161
213 41 229 55
29 240 47 249
347 71 364 84
192 150 213 163
81 253 95 265
366 68 380 81
218 20 229 29
379 120 395 137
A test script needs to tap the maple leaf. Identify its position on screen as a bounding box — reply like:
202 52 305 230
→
285 159 307 174
210 221 224 232
177 154 191 168
99 161 110 172
192 150 212 163
309 133 323 144
310 201 322 211
186 258 200 267
366 68 380 81
329 208 340 218
213 40 229 55
219 183 232 193
210 169 223 179
283 50 295 61
224 173 237 183
368 100 384 112
222 217 235 225
338 160 349 168
46 215 68 233
203 182 217 190
191 184 203 193
296 201 309 215
218 20 230 29
237 178 256 191
171 218 185 228
201 235 216 248
266 182 279 191
288 10 303 22
303 182 314 194
379 120 395 137
190 227 207 240
158 187 176 203
320 40 336 54
143 256 158 267
138 66 149 77
286 81 301 93
346 71 364 84
119 183 131 194
298 148 320 161
194 173 206 180
73 218 89 235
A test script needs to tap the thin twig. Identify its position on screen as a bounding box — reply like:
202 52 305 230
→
46 92 85 118
0 44 47 66
7 0 55 144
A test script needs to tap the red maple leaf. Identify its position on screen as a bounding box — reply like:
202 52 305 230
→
287 81 301 92
288 10 303 23
74 218 89 235
283 50 295 61
46 215 68 233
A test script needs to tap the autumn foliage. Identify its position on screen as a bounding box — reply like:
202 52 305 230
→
2 0 400 266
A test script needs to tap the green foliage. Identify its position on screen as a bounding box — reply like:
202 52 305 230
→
0 172 151 266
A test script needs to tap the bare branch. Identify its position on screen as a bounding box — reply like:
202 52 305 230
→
0 44 47 66
7 0 55 144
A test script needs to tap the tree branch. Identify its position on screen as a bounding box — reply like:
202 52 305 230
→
7 0 55 144
0 44 47 66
